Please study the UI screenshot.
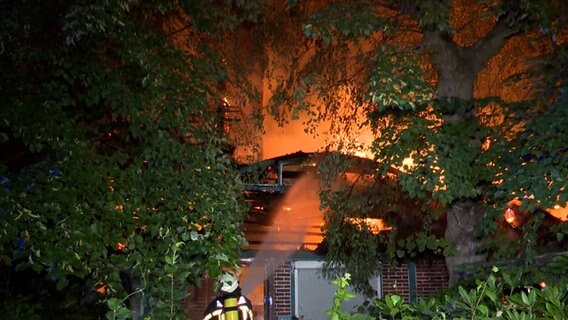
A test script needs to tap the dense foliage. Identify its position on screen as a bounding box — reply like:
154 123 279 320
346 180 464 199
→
0 0 263 318
256 0 568 290
1 0 567 317
329 261 568 320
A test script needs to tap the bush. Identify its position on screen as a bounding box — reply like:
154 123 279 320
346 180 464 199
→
330 267 568 320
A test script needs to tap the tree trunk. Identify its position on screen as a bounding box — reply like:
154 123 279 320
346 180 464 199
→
424 25 512 286
428 34 482 286
445 200 487 286
402 1 521 288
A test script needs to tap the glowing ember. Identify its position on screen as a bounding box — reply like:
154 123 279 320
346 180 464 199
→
504 208 516 225
507 198 567 223
344 217 392 234
95 282 106 295
547 202 568 221
116 242 126 251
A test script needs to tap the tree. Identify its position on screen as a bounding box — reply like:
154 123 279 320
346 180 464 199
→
256 0 568 288
0 1 263 318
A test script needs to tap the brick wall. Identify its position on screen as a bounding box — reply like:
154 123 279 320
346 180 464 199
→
186 276 217 320
270 258 449 316
272 262 292 317
414 259 449 297
189 258 448 319
381 263 410 298
381 258 449 302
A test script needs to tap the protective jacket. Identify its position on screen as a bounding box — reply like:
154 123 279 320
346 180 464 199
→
203 287 253 320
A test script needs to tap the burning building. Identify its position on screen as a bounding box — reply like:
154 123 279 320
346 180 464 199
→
186 149 567 320
187 151 450 320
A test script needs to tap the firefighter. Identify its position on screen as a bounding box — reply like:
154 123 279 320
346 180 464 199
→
203 271 253 320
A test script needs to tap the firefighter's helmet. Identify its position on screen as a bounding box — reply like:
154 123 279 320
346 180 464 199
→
218 272 238 293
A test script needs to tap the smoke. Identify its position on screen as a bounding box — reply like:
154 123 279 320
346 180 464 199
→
240 173 323 295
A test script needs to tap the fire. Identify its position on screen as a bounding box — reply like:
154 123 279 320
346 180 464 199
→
260 84 376 160
504 198 568 234
504 208 517 226
547 202 568 221
402 157 415 169
116 242 126 251
95 282 106 295
345 217 392 234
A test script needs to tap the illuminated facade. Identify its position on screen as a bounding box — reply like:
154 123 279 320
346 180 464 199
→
187 151 449 320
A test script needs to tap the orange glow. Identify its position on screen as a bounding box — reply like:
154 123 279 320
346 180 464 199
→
481 137 491 151
547 202 568 221
301 244 320 251
504 208 517 225
114 204 124 211
95 282 106 295
391 156 416 173
508 198 568 222
492 178 504 185
345 217 392 234
539 281 547 289
261 84 375 160
116 242 126 251
402 157 415 170
504 200 523 228
239 266 265 318
393 153 448 191
245 174 323 252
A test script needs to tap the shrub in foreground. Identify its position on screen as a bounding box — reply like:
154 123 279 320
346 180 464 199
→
329 268 568 320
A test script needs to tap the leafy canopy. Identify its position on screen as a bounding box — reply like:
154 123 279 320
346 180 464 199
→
257 0 568 291
0 0 264 318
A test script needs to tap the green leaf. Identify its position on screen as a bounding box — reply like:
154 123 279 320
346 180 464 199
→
107 298 122 311
477 304 489 315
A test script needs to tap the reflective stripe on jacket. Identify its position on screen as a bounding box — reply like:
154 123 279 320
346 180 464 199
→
203 295 253 320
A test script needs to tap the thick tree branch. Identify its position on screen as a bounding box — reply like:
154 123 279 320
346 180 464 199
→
470 12 523 74
422 29 463 84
